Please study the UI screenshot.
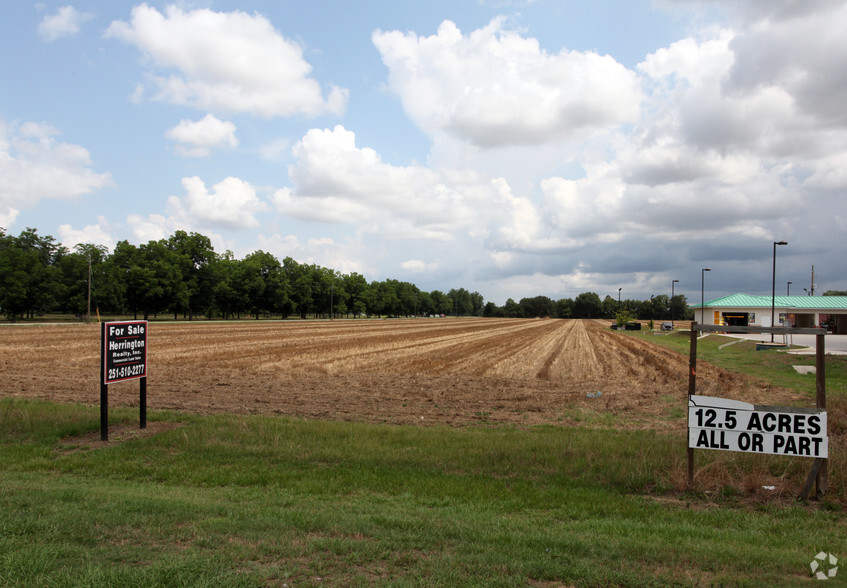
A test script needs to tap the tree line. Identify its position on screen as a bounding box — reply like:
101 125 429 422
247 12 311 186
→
483 292 692 321
0 227 691 322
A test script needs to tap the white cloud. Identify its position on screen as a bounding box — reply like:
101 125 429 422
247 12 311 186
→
255 233 372 276
166 176 268 231
165 114 238 157
373 18 641 147
126 213 176 243
273 125 475 240
724 3 847 128
0 119 113 228
105 4 348 117
0 207 19 229
38 5 93 42
57 216 114 248
401 259 439 273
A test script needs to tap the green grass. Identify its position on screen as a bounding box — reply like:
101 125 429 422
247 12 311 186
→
626 329 847 398
0 398 845 586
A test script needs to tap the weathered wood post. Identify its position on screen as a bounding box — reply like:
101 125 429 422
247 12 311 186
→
687 323 698 490
816 332 827 495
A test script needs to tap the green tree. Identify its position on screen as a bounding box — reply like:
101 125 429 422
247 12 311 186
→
211 252 246 319
669 294 690 322
57 243 110 318
615 309 635 328
601 295 618 318
554 298 574 318
429 290 451 316
342 272 369 317
0 228 64 320
167 231 217 320
572 292 602 318
242 250 288 318
519 295 554 318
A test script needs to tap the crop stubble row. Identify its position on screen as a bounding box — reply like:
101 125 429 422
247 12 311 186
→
0 318 787 426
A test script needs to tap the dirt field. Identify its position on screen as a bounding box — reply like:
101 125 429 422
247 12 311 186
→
0 318 799 428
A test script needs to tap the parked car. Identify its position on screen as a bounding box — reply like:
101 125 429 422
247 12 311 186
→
661 322 673 331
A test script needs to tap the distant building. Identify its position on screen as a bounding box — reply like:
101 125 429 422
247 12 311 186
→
690 294 847 333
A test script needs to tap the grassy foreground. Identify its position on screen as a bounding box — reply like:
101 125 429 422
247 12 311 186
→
1 398 845 587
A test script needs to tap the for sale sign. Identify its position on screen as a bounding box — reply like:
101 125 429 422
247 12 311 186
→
688 395 827 458
102 320 147 384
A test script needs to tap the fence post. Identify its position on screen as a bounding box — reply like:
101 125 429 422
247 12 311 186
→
687 323 698 490
816 332 827 496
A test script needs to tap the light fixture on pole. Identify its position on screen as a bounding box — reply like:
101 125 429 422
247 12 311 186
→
618 287 622 308
701 269 711 326
771 241 788 342
671 279 679 328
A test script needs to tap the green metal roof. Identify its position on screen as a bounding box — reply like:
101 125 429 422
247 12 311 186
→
691 294 847 310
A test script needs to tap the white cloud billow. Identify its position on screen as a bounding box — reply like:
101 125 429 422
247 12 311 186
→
166 114 238 157
0 120 112 228
401 259 439 273
38 5 93 42
58 216 114 249
373 18 641 147
273 125 475 240
105 4 348 117
167 176 268 230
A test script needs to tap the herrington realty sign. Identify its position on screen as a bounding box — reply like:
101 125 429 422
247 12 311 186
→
688 395 827 458
102 321 147 384
99 320 148 440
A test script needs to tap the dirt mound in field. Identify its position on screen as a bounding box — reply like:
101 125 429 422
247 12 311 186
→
0 319 798 428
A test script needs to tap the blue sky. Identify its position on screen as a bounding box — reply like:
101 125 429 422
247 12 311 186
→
1 1 845 305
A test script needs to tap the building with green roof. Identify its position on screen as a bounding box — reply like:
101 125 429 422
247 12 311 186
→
690 294 847 333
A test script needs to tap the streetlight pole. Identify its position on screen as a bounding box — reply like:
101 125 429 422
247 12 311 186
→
671 279 679 328
701 268 711 326
771 241 788 342
618 287 622 309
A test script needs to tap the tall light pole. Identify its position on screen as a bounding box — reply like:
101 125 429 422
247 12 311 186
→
787 281 792 296
618 287 622 309
701 268 711 325
771 241 788 341
671 279 679 328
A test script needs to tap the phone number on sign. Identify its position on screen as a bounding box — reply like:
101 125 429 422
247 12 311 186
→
108 364 145 380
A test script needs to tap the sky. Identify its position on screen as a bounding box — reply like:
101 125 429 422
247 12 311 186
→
1 1 845 305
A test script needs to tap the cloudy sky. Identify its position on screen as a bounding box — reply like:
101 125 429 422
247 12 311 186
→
1 1 845 305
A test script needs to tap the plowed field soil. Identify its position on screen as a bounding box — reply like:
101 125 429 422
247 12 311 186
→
0 318 797 428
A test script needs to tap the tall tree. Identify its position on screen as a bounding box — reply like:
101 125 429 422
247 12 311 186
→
0 228 64 320
167 231 216 320
572 292 602 319
520 295 555 318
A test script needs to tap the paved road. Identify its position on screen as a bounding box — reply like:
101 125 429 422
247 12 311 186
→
718 332 847 355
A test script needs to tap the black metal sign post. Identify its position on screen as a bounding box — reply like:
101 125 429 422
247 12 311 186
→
100 320 148 441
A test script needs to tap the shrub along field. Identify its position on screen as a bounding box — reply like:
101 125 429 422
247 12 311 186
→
0 318 844 586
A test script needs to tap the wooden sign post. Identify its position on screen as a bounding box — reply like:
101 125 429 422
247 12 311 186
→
687 324 828 498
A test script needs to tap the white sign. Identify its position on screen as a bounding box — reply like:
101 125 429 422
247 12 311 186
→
688 395 827 458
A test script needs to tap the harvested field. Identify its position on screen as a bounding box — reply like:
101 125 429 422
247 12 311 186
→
0 318 800 428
